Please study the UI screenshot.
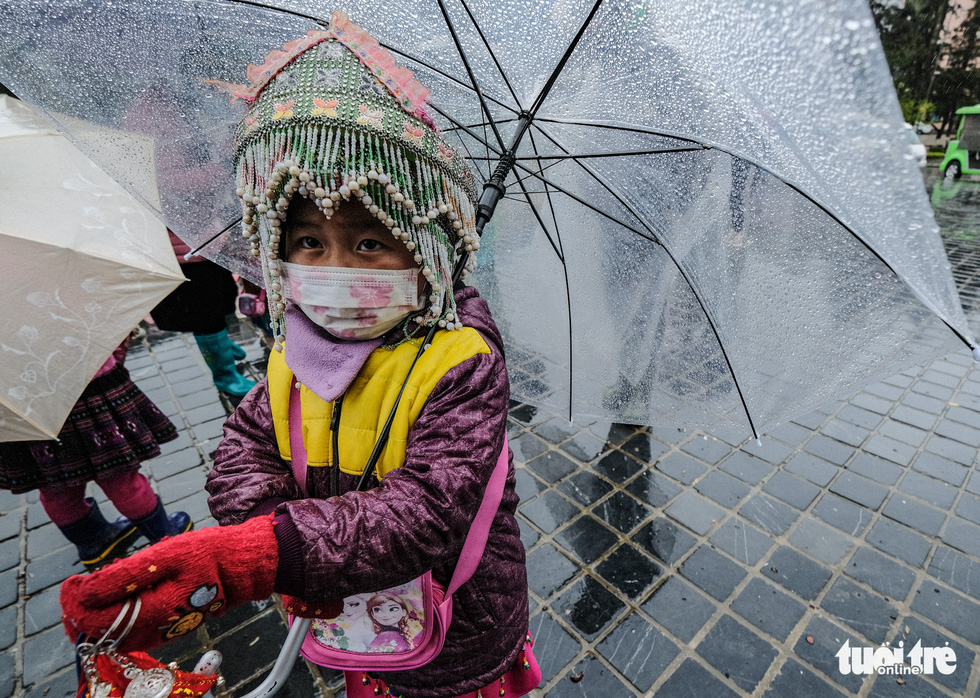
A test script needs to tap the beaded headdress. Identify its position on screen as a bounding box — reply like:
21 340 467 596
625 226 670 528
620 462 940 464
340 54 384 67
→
216 12 479 349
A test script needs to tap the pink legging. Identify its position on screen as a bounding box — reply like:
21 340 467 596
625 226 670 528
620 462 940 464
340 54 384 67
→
38 469 158 527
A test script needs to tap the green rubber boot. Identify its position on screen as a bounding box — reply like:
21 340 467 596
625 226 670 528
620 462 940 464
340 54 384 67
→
195 330 257 397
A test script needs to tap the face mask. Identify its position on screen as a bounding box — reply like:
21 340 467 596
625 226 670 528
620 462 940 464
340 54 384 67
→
281 263 421 340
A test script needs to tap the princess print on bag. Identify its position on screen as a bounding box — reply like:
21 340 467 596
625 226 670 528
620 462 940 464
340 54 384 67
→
366 593 414 653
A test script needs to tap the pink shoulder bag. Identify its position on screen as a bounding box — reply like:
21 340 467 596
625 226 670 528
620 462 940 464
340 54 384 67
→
286 382 509 671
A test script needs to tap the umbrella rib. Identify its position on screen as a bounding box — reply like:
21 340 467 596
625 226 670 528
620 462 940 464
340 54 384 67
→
512 176 565 263
527 120 763 440
183 217 243 258
435 0 506 152
426 103 502 156
219 0 521 118
528 0 605 117
455 0 524 110
467 147 705 160
535 119 977 350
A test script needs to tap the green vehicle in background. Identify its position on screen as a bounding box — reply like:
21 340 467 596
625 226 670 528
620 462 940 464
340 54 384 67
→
940 104 980 177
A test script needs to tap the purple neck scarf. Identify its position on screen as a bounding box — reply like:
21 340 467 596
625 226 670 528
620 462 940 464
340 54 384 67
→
283 305 382 402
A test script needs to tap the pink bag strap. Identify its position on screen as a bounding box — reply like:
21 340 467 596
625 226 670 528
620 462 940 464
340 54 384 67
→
287 383 508 595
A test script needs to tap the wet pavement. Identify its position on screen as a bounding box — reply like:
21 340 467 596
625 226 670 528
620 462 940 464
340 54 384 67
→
3 164 980 697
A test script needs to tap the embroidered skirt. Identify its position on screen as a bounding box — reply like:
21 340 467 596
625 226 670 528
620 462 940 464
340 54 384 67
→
0 364 178 493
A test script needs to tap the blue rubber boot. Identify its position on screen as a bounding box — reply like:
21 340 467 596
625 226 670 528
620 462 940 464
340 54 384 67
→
59 498 138 570
194 330 257 397
133 496 193 544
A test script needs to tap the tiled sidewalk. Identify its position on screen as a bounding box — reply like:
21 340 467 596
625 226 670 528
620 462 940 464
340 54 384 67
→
3 198 980 697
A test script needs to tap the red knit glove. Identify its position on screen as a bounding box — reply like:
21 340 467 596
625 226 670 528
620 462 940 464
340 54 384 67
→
61 515 278 652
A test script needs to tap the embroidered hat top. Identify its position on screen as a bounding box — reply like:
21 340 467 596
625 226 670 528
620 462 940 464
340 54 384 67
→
217 11 479 349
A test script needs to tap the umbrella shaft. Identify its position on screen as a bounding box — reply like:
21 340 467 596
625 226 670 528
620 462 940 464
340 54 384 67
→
476 113 531 235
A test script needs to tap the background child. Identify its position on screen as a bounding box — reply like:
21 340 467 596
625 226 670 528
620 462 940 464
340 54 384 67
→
61 13 539 698
0 339 191 569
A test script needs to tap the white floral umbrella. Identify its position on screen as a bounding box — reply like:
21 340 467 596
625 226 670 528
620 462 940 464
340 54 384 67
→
0 95 184 441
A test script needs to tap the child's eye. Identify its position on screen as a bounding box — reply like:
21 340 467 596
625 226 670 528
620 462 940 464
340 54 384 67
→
297 236 322 249
357 239 383 252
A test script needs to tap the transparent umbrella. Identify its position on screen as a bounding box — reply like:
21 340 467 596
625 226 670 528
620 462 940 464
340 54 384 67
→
0 95 183 440
1 0 976 440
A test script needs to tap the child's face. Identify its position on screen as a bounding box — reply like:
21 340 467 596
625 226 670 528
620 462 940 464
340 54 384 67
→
285 196 418 271
371 599 406 626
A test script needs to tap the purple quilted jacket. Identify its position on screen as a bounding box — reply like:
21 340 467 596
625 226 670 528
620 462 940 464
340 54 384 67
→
206 287 528 698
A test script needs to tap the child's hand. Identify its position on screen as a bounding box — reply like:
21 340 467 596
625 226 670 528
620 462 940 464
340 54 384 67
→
60 515 279 652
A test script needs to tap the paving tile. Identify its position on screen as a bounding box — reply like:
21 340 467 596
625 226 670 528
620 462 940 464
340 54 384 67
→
793 616 867 693
593 491 653 534
514 468 546 502
708 517 773 567
640 577 716 643
25 546 83 594
763 658 846 698
528 611 583 684
679 546 746 601
508 402 542 426
767 421 811 447
731 577 806 641
762 546 833 601
787 517 855 566
24 585 63 635
532 416 579 445
912 380 955 401
956 492 980 525
911 580 980 644
868 672 950 697
158 432 193 456
928 545 980 602
680 435 731 465
557 432 606 464
654 452 707 485
864 434 917 465
740 437 793 465
511 433 549 466
792 411 827 430
657 657 740 698
740 493 799 536
934 418 980 447
557 471 613 507
213 609 287 688
967 471 980 496
898 471 958 509
763 470 820 510
945 404 980 426
596 614 680 693
784 452 839 487
554 515 618 565
902 391 946 414
892 616 975 694
176 388 222 412
882 495 946 537
838 404 885 429
913 452 968 486
0 606 14 651
526 544 579 599
718 451 773 485
890 404 938 430
204 598 275 640
191 415 227 443
648 426 690 445
520 491 580 534
879 419 929 447
694 470 750 508
526 451 580 483
850 392 893 414
158 470 209 506
23 668 77 698
0 508 21 543
623 470 681 509
595 544 662 598
924 435 976 466
552 575 625 641
145 447 204 480
812 492 873 535
941 517 980 557
696 614 778 693
664 492 724 536
820 419 869 448
545 653 634 698
591 449 644 481
22 624 74 685
845 546 917 602
830 471 889 510
620 432 671 464
868 381 906 401
26 521 70 559
803 434 855 466
866 518 933 567
632 517 697 565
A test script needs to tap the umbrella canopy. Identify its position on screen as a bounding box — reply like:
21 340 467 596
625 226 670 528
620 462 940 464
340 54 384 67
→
0 0 975 439
0 95 184 441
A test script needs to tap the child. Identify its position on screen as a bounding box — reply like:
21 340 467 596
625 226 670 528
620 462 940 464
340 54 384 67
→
61 12 538 698
0 340 191 569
